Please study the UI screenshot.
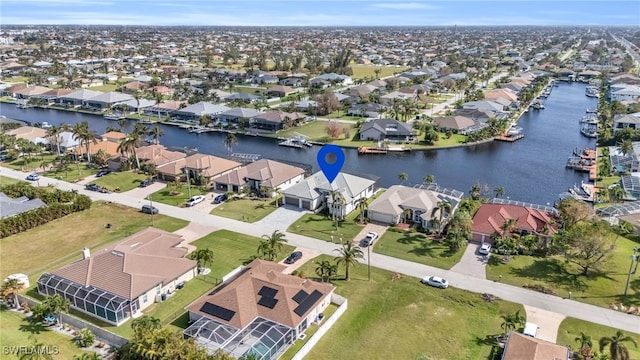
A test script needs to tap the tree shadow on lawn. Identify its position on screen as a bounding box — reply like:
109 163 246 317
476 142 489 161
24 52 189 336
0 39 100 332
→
612 278 640 306
19 318 50 335
396 233 427 245
408 239 441 258
509 258 591 292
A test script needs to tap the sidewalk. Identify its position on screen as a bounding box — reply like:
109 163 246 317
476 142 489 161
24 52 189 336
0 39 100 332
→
1 165 639 334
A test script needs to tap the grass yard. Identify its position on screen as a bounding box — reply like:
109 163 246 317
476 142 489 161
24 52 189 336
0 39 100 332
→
0 175 27 186
0 201 188 282
350 64 409 80
150 186 211 206
41 163 97 182
2 76 28 83
485 235 640 308
288 213 365 243
90 171 151 192
294 254 523 360
374 228 465 269
2 154 59 172
86 84 118 92
210 198 278 222
0 305 90 360
556 317 640 358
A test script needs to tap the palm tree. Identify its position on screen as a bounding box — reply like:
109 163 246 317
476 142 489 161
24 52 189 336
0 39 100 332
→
0 277 25 308
273 187 282 208
258 230 288 261
18 335 54 360
42 293 70 327
329 190 346 226
73 353 101 360
148 124 164 145
45 125 62 156
188 248 214 274
117 133 142 168
79 128 98 164
398 172 408 185
620 139 634 157
72 122 88 161
576 332 594 349
423 174 435 185
501 218 518 238
224 133 237 154
431 201 452 235
494 186 505 198
315 260 338 282
334 242 364 281
470 184 481 200
356 197 368 224
131 316 162 340
599 330 638 360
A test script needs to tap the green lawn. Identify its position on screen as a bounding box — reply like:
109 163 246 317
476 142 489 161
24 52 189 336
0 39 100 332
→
2 76 28 83
294 254 523 360
0 305 90 360
0 175 27 186
375 228 465 270
2 154 59 172
149 186 211 206
87 84 118 92
0 201 188 282
210 198 278 222
556 317 640 358
288 213 366 243
485 235 640 308
90 171 151 192
41 163 97 183
350 64 409 80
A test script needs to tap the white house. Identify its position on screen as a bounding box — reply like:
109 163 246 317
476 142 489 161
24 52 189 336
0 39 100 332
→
609 84 640 102
282 171 377 218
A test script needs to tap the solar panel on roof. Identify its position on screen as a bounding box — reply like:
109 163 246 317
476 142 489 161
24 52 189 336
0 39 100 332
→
293 290 323 317
200 302 236 321
258 286 278 298
257 296 278 309
292 289 309 304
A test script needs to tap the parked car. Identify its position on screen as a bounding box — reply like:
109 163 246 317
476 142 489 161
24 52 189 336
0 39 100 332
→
478 242 492 255
96 169 111 177
284 251 303 264
362 231 379 247
213 194 228 204
85 184 101 192
185 195 206 207
139 178 155 187
141 204 159 215
421 276 449 289
26 173 40 181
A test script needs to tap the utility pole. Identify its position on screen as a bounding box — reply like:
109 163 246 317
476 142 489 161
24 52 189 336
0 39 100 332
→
185 167 191 198
624 252 638 297
367 243 371 281
148 193 154 227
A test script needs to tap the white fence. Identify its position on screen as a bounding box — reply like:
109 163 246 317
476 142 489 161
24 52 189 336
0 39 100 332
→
290 294 348 360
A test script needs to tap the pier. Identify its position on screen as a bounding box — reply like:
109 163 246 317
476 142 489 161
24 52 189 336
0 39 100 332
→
494 134 525 142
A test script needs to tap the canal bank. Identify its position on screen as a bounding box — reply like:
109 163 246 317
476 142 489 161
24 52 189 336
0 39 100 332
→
0 82 597 205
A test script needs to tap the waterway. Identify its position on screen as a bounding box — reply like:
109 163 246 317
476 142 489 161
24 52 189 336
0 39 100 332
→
0 82 597 205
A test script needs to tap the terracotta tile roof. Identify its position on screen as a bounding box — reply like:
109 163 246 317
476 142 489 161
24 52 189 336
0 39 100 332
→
187 259 334 329
73 139 120 157
212 159 304 188
135 144 186 166
184 154 242 178
6 126 47 141
157 158 186 177
472 203 557 238
51 227 196 299
502 332 570 360
100 131 127 141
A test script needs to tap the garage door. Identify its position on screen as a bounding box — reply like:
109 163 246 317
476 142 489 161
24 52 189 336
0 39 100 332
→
369 211 394 225
301 200 311 209
285 196 299 206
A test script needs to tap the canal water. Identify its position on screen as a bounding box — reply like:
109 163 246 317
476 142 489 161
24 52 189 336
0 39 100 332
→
0 82 597 204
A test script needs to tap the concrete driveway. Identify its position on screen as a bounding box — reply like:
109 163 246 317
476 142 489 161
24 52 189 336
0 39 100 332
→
173 222 218 254
353 223 388 247
279 248 321 275
449 241 487 279
121 182 166 199
254 205 310 231
523 305 566 343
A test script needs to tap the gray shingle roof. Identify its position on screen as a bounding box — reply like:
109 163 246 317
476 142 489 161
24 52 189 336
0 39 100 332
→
176 101 230 116
0 192 47 219
284 171 376 203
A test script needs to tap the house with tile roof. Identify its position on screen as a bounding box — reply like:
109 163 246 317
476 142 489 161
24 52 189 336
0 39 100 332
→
5 126 48 144
37 227 197 325
249 111 305 132
83 91 134 110
174 101 230 121
367 185 463 228
134 144 187 167
57 89 104 107
212 159 305 195
501 332 570 360
471 202 558 243
183 153 242 182
613 113 640 132
282 171 377 217
433 115 488 134
184 259 335 359
218 107 264 126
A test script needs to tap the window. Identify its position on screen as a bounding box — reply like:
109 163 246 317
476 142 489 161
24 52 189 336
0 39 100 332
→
156 285 161 295
142 294 148 303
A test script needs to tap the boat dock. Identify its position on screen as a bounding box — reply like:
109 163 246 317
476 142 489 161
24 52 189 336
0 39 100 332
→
358 147 388 154
495 134 525 142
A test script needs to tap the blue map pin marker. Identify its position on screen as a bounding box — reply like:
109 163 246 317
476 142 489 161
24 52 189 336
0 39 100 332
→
317 144 344 184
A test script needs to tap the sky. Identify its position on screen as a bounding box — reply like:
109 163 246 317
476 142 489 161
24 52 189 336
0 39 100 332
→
1 0 638 26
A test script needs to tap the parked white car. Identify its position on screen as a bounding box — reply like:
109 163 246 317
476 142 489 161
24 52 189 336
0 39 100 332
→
26 173 40 181
362 231 379 247
478 242 492 255
421 276 449 289
185 195 206 207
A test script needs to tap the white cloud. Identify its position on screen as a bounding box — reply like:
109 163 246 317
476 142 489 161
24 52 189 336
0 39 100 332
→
371 2 436 9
